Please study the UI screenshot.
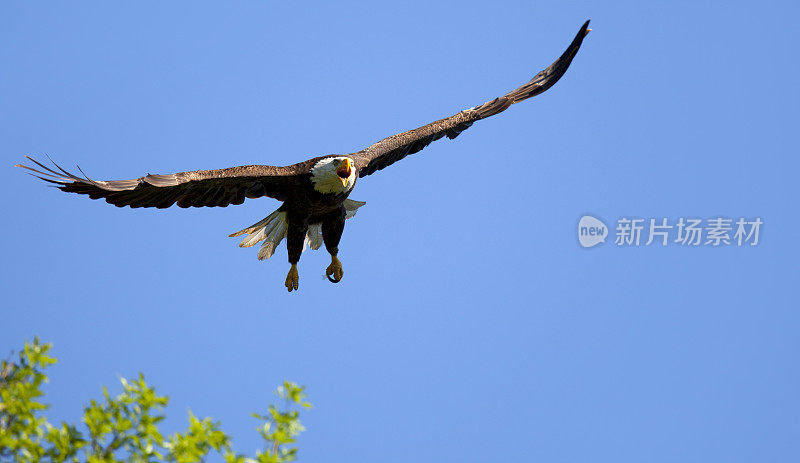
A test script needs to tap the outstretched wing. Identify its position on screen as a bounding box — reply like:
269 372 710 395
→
16 156 306 208
352 20 590 177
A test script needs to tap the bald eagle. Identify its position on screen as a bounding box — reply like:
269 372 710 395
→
17 21 590 292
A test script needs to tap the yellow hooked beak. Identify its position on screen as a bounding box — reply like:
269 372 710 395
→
337 158 353 187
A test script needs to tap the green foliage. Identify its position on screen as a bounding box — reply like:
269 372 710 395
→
0 339 310 463
249 382 311 463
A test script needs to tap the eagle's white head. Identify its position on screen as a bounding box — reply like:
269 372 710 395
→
310 156 356 194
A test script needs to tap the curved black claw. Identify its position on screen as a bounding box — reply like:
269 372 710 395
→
325 256 344 283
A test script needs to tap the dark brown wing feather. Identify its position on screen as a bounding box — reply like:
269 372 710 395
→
16 156 309 208
353 20 590 177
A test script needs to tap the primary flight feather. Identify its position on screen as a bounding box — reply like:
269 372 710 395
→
18 20 591 292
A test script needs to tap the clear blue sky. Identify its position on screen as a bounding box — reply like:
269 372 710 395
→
2 1 798 461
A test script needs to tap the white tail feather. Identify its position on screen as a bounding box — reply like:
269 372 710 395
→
306 223 323 251
344 199 366 219
230 199 366 260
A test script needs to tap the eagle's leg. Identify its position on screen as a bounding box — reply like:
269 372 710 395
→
285 215 309 292
322 207 346 283
285 264 299 292
326 256 344 283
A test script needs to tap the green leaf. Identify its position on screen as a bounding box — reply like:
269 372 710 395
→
2 340 311 463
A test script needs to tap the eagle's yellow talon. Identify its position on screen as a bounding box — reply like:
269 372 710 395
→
325 256 344 283
285 264 299 292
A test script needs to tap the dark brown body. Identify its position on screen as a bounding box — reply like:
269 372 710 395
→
280 164 358 264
